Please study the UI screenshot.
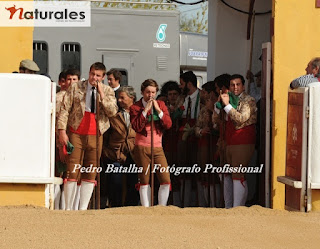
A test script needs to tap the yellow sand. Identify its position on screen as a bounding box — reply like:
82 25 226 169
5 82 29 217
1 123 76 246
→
1 205 319 249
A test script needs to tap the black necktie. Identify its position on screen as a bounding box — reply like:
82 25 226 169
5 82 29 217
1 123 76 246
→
91 87 95 113
186 96 191 120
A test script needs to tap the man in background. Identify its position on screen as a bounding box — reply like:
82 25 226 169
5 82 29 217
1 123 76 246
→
19 59 40 74
102 86 138 207
66 69 81 86
290 57 320 89
107 69 122 99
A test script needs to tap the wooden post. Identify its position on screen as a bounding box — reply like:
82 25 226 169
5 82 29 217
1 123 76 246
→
150 106 155 206
95 83 101 209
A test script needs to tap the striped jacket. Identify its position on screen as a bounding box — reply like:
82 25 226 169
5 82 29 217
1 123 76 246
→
290 74 319 89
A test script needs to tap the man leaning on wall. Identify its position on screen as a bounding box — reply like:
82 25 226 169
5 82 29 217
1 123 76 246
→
290 57 320 89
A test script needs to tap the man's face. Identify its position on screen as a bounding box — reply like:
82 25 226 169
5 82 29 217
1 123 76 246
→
305 61 319 75
118 91 133 110
66 74 79 86
19 68 36 74
200 89 209 104
142 86 157 102
179 78 186 90
229 78 244 96
59 78 67 90
182 81 190 95
107 73 120 89
89 69 105 85
167 90 179 106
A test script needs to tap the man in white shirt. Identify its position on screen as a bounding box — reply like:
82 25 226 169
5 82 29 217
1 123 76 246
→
178 71 201 207
57 62 117 210
107 69 122 99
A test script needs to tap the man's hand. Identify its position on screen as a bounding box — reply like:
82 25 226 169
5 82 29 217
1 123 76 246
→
95 81 105 100
91 81 105 100
246 70 254 83
152 99 162 114
144 98 153 113
59 130 69 147
220 93 230 106
58 146 67 163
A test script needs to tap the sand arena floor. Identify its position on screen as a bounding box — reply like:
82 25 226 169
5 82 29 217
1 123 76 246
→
1 205 320 249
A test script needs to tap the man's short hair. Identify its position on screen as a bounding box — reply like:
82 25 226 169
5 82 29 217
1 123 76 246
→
230 74 245 85
180 71 197 88
59 71 67 81
160 80 181 96
214 74 231 89
65 68 80 80
90 62 106 75
202 81 215 94
107 69 122 82
311 57 320 76
141 79 159 93
166 82 181 95
118 86 136 102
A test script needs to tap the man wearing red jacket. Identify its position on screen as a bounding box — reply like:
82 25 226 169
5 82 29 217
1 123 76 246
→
130 79 172 207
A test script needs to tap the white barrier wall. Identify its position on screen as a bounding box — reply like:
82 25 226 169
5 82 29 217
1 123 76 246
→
0 74 55 207
308 83 320 188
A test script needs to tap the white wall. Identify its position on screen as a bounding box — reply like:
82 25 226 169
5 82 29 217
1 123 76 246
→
208 0 271 81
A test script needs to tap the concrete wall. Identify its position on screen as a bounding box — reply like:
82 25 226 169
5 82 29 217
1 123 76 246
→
208 0 271 81
0 27 33 73
272 0 320 210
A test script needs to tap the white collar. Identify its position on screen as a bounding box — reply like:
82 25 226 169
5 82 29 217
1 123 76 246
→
113 85 120 91
87 81 95 90
142 98 147 108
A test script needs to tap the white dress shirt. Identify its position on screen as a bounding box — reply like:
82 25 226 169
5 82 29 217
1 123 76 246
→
85 81 96 113
182 89 200 119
